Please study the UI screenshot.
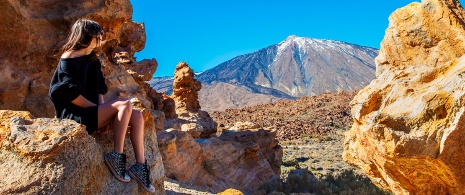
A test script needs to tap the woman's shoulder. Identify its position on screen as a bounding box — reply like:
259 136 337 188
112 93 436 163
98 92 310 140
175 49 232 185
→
60 51 92 60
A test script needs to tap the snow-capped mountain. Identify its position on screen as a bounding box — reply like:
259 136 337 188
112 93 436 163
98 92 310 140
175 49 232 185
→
151 35 378 111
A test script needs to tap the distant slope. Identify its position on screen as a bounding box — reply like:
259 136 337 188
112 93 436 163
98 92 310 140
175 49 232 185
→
149 76 173 95
150 35 377 111
197 35 377 97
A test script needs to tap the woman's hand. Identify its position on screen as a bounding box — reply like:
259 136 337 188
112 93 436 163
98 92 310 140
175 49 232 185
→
71 95 97 108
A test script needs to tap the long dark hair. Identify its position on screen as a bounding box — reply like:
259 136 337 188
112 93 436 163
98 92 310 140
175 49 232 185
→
62 19 103 52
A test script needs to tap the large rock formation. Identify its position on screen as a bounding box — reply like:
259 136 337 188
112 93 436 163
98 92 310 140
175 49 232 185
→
0 0 166 194
343 0 465 194
172 62 202 112
0 0 160 117
157 62 283 193
0 110 165 194
163 62 217 138
157 122 282 193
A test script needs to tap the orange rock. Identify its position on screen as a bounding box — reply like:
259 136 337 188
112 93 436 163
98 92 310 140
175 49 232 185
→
344 0 465 194
0 1 167 193
217 188 244 195
172 61 201 112
164 62 217 138
158 124 282 193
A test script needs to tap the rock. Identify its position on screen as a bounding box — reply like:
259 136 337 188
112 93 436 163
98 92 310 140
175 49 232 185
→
172 62 201 112
285 169 318 190
211 92 355 141
0 0 149 117
0 110 165 194
227 121 261 131
343 0 465 194
157 125 282 193
220 124 283 176
217 189 244 195
164 110 217 139
164 62 217 138
162 93 176 119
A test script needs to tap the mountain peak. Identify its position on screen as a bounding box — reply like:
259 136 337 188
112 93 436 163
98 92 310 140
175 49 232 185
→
280 35 306 45
284 35 299 41
277 35 310 57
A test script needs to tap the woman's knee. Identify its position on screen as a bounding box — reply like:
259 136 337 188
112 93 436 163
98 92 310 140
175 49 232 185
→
131 109 144 123
114 98 132 111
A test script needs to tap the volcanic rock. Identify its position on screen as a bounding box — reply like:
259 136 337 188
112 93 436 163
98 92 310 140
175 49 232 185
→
0 110 165 194
343 0 465 194
172 62 201 112
0 0 166 194
212 92 355 141
0 0 159 117
164 62 217 138
157 123 282 193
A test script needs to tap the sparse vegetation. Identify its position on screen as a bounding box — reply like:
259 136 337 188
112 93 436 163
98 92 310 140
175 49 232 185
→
255 168 390 195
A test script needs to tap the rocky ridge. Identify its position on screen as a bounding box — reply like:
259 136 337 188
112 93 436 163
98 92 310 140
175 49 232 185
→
344 0 465 194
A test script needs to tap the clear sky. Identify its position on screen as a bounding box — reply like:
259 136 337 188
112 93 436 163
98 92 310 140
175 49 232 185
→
130 1 416 77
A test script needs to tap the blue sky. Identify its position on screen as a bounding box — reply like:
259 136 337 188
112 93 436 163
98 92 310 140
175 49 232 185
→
130 1 416 77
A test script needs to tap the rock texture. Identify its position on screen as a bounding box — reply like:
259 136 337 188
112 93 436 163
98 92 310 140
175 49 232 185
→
157 123 282 194
0 0 162 118
212 92 355 141
0 0 167 194
0 110 164 195
172 62 202 112
163 62 217 138
156 62 283 193
343 0 465 194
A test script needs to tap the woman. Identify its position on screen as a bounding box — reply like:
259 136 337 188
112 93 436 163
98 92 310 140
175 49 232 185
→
49 19 155 193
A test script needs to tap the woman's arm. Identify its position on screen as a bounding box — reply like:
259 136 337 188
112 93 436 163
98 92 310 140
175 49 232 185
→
98 94 104 104
71 95 97 108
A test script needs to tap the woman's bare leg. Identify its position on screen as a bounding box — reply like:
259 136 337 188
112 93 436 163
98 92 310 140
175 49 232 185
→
129 109 145 163
98 98 132 153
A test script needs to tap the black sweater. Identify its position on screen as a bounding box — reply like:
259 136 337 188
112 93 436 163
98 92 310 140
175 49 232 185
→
49 52 107 133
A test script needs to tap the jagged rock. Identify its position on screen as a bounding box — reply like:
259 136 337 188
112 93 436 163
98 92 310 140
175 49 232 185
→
0 0 167 193
343 0 465 194
0 0 150 117
219 124 283 176
172 62 201 112
157 123 282 194
161 93 176 119
164 62 217 138
164 110 217 138
0 110 165 194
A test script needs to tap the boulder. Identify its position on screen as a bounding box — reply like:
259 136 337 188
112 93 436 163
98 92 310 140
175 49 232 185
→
157 123 282 193
0 110 165 194
343 0 465 194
